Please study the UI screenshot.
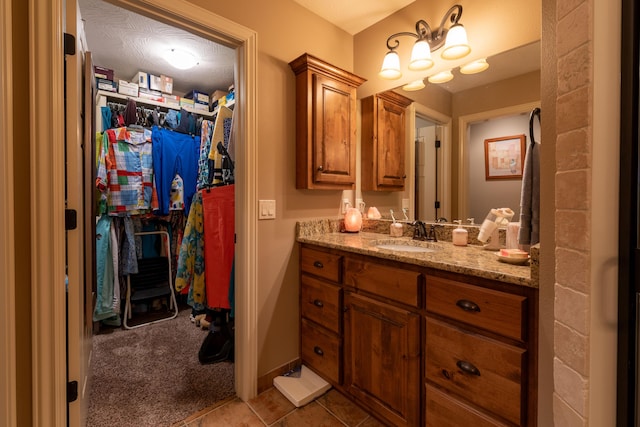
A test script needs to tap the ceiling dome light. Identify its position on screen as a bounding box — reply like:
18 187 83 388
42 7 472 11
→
402 79 426 91
379 50 402 79
459 58 489 74
428 70 454 84
164 48 199 70
441 24 471 60
408 40 434 71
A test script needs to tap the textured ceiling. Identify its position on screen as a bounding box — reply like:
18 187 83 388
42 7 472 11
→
77 0 236 96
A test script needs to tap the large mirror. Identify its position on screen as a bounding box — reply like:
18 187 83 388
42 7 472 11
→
360 41 541 224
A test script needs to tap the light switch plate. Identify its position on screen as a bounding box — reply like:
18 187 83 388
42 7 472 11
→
259 200 276 220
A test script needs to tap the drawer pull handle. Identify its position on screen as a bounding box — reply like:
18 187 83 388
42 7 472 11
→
456 360 481 376
313 299 324 308
456 299 480 312
313 261 324 269
314 346 324 356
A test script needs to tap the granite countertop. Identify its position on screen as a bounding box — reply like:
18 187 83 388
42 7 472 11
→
296 218 539 289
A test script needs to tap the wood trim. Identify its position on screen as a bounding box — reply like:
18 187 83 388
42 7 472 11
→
0 0 17 424
30 0 67 425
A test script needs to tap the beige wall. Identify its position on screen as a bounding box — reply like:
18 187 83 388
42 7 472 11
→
353 0 541 98
186 0 357 376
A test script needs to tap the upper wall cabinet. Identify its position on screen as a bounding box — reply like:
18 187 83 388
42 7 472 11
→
289 53 366 190
361 91 413 191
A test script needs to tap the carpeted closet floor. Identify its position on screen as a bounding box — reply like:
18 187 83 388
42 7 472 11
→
87 308 235 427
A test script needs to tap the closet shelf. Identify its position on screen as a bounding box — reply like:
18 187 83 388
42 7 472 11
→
96 89 235 117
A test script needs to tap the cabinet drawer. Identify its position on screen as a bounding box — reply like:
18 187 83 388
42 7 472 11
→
425 318 525 425
301 247 342 283
425 384 509 427
301 274 342 333
344 258 421 307
426 275 527 341
301 318 341 384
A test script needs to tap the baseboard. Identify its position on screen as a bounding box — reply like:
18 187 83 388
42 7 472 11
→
257 358 301 394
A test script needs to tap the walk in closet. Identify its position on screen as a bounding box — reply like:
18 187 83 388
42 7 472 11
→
78 0 240 424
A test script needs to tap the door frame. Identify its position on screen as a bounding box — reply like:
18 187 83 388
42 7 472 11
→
32 0 258 423
0 0 17 425
406 102 451 222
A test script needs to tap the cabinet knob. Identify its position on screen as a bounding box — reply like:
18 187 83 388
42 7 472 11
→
314 346 324 356
456 299 480 312
456 360 481 376
313 261 324 269
318 165 323 171
313 299 324 308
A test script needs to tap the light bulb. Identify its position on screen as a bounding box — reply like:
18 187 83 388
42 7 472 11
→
379 51 402 80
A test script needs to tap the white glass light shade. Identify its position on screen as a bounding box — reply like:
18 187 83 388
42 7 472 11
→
379 51 402 79
164 48 198 70
408 40 434 71
459 58 489 74
428 70 454 84
441 24 471 60
402 79 425 91
344 208 363 232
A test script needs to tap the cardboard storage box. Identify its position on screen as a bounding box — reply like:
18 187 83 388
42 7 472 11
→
149 74 162 92
160 75 173 94
184 90 209 105
96 78 117 92
94 65 114 81
118 80 139 97
132 71 149 90
179 98 195 107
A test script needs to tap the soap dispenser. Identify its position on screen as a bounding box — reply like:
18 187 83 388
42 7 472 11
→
452 220 468 246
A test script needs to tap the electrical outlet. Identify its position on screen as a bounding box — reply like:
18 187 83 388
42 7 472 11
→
341 198 350 214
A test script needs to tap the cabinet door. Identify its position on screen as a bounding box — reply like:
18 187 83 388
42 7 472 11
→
376 96 406 188
312 73 356 186
343 292 421 426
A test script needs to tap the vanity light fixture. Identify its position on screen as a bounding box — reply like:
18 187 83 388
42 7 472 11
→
402 79 426 91
428 70 454 84
378 4 471 80
164 48 199 70
459 58 489 74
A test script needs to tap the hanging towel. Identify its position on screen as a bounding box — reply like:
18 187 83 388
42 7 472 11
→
518 140 540 245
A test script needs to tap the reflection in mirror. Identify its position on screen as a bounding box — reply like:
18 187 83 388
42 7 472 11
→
385 41 541 224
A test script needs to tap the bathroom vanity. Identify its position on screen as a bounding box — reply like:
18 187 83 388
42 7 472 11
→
297 220 538 426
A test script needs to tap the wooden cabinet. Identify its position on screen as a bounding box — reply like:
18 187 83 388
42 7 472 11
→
289 53 366 190
361 91 413 191
425 273 537 426
298 244 537 426
299 246 343 384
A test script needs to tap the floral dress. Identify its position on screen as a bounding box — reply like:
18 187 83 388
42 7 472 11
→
175 191 206 310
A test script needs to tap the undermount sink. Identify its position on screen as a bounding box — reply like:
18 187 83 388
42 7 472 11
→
374 242 440 253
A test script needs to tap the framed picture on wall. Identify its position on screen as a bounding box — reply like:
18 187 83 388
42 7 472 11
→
484 134 526 180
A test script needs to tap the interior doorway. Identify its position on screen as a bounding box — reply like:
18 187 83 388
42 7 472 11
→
59 1 259 425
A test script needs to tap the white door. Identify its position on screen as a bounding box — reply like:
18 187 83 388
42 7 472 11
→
65 1 93 425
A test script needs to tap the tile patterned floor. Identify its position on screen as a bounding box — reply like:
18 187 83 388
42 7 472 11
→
171 387 387 427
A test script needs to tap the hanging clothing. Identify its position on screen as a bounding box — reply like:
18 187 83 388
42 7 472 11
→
175 191 207 309
202 184 235 310
197 119 215 190
94 215 117 321
207 106 234 186
151 126 200 216
96 127 156 215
